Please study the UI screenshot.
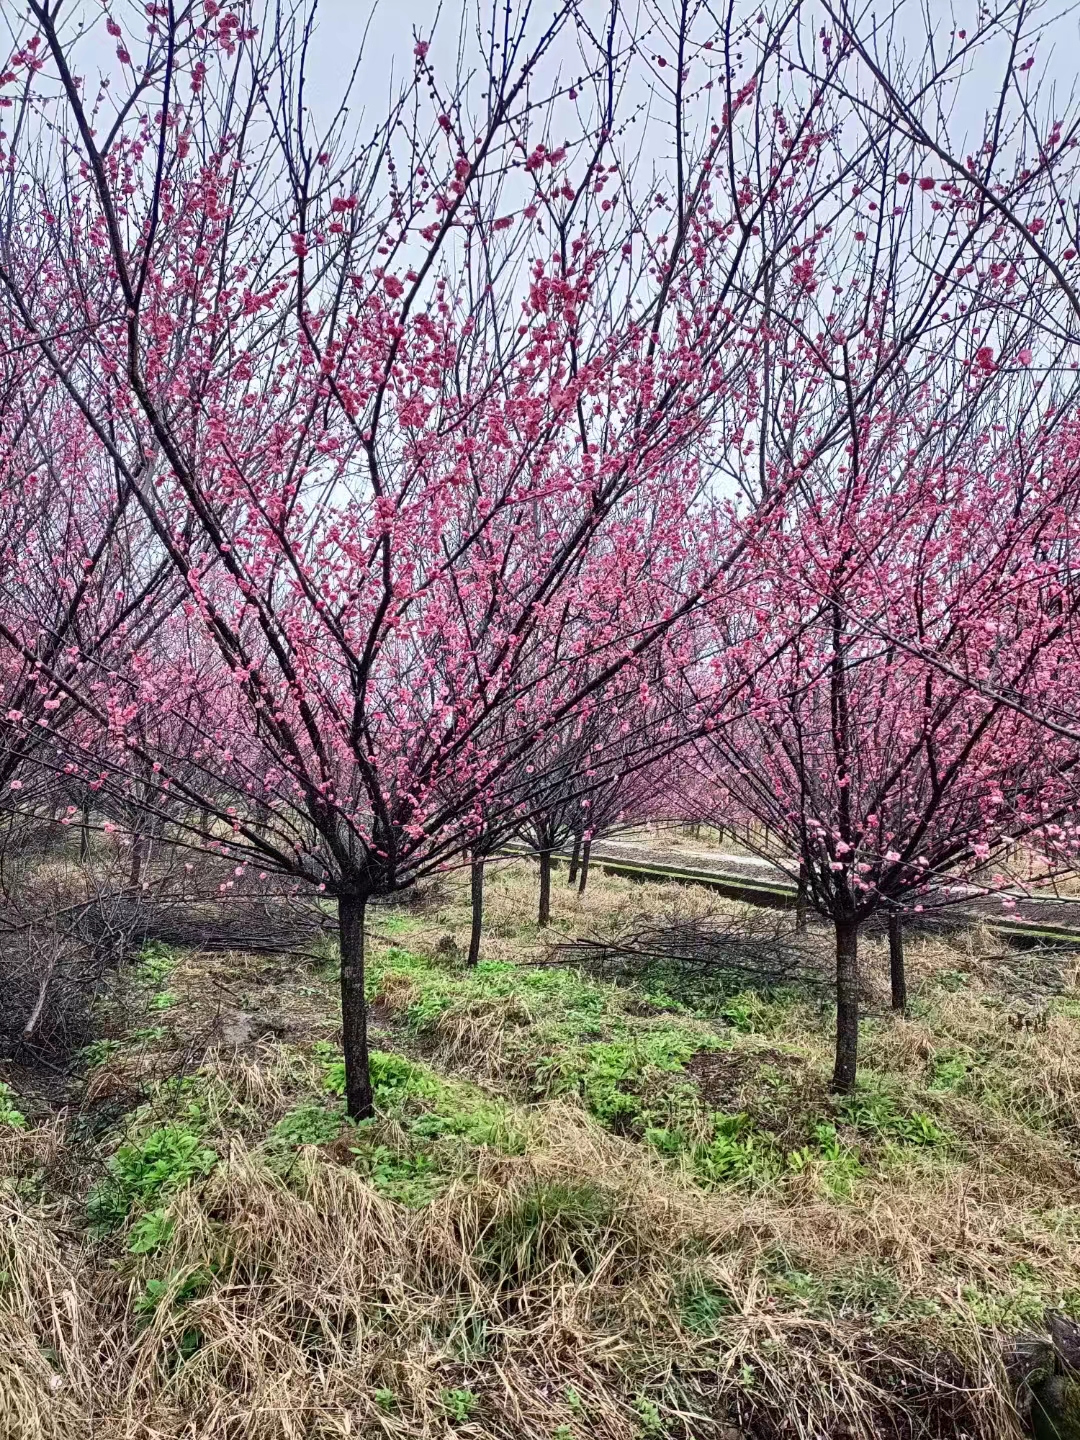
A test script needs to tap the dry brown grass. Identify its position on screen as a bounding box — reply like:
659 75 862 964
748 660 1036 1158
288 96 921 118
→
0 1108 1033 1440
3 861 1080 1440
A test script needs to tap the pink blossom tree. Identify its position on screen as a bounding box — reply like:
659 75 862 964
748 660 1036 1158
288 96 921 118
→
8 0 1079 1118
0 0 866 1116
683 372 1080 1091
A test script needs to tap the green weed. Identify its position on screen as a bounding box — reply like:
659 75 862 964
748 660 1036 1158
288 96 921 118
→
720 990 792 1034
353 1144 444 1206
678 1275 734 1334
127 1208 174 1255
136 942 176 988
478 1179 621 1283
87 1124 218 1235
932 968 969 993
272 1104 343 1148
632 1394 665 1435
135 1265 217 1317
929 1051 972 1092
0 1081 26 1129
787 1122 865 1197
691 1112 778 1186
377 914 416 937
79 1039 123 1068
441 1388 477 1424
835 1086 945 1147
324 1048 524 1151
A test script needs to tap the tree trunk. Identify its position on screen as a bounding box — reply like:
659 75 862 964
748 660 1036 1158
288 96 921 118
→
467 855 484 967
577 837 591 895
795 860 808 934
832 915 860 1093
338 893 373 1119
889 911 907 1014
567 831 582 886
79 803 91 861
538 849 553 926
129 833 145 888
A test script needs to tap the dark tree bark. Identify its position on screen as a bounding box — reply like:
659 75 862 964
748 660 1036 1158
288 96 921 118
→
79 802 91 861
795 859 808 934
538 849 553 926
129 833 146 888
832 915 860 1093
577 837 592 895
567 831 582 886
467 854 485 967
338 892 373 1119
888 911 907 1014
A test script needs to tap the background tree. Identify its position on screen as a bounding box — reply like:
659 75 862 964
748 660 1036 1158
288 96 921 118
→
682 378 1080 1092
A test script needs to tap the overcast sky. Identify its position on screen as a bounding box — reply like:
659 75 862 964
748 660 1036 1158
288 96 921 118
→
8 0 1080 161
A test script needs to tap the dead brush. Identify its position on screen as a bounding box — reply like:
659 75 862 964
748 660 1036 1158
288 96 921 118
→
372 969 423 1015
0 1106 65 1180
83 1046 178 1105
0 1196 99 1440
429 992 532 1077
91 1116 1037 1440
1 1100 1067 1440
193 1045 317 1126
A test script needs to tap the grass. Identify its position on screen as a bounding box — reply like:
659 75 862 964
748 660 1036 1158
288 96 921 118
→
1 860 1080 1438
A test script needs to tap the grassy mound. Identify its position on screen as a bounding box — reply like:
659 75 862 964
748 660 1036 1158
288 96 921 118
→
2 862 1079 1438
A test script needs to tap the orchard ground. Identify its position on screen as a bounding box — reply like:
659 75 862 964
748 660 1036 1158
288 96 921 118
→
4 860 1080 1439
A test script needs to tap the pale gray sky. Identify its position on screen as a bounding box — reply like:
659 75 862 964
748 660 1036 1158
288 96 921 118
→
11 0 1080 158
